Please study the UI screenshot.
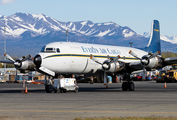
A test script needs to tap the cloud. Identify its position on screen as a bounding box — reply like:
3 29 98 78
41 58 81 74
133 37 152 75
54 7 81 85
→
0 0 15 5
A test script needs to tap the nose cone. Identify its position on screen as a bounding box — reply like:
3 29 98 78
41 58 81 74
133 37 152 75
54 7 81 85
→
34 54 42 67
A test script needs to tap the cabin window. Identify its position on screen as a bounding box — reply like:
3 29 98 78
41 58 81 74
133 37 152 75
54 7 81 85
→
57 48 60 53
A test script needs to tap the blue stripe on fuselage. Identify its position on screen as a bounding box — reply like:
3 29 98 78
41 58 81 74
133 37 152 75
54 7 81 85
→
43 54 139 60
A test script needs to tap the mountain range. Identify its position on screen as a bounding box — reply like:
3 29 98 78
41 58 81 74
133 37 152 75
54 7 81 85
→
0 12 176 57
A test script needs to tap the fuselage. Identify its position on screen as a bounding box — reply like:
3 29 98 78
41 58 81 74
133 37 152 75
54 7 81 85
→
36 42 147 74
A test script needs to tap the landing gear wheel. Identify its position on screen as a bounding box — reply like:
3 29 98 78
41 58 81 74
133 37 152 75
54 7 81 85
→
60 88 63 93
122 82 128 91
54 89 57 93
128 82 135 91
45 85 52 93
54 88 59 93
74 88 78 93
63 89 66 93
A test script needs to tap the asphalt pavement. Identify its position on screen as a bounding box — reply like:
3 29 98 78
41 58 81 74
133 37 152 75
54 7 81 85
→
0 81 177 120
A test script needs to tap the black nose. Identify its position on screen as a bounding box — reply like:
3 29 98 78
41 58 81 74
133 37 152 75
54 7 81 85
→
34 54 42 67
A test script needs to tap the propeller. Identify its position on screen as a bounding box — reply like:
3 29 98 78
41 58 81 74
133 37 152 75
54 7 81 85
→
90 54 120 84
129 50 160 80
4 53 31 67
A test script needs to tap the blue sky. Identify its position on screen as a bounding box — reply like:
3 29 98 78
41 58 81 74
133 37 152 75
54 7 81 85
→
0 0 177 35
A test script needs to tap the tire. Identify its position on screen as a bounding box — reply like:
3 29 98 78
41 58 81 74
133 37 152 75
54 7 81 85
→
122 82 128 91
74 88 78 93
54 89 59 93
60 88 63 93
128 82 135 91
63 89 66 93
45 85 52 93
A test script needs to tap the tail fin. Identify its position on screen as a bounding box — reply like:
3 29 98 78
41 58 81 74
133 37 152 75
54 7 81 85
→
144 20 161 54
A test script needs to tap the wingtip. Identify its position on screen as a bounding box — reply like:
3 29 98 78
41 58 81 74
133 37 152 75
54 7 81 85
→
4 53 6 56
129 50 132 54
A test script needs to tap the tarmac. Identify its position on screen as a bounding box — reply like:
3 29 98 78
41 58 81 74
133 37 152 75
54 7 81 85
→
0 81 177 120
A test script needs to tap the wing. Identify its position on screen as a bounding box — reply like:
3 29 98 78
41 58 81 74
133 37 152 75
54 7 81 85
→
128 61 143 70
163 57 177 65
0 59 14 64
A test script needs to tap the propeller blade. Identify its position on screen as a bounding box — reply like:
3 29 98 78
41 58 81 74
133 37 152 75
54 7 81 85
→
129 50 140 59
4 53 15 63
109 55 121 64
149 51 160 59
15 70 18 81
22 55 31 61
90 54 103 65
142 66 146 80
103 70 107 84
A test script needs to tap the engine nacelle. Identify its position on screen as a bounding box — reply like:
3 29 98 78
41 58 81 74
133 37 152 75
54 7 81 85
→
102 60 124 73
16 59 35 71
141 55 162 70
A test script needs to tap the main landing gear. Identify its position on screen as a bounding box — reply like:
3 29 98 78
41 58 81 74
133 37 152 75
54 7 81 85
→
122 81 134 91
122 73 135 91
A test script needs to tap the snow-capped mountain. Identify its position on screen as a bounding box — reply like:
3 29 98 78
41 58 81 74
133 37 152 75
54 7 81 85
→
141 32 177 44
0 12 137 39
0 12 176 57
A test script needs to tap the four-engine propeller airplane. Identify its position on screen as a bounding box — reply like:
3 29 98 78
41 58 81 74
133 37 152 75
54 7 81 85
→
1 20 177 93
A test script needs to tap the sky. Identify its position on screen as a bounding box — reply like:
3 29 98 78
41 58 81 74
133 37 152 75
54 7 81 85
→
0 0 177 35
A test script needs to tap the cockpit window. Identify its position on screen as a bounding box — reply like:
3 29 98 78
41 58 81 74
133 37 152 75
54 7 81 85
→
41 45 46 52
40 46 60 53
46 48 54 51
45 48 56 53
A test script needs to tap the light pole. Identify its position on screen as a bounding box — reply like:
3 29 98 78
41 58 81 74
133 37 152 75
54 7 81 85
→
66 29 68 42
4 25 6 74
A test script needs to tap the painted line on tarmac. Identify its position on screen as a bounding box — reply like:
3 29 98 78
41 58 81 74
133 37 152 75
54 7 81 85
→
0 110 177 114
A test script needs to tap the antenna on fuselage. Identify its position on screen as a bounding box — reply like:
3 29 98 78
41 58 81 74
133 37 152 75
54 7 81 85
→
129 42 133 47
66 29 68 42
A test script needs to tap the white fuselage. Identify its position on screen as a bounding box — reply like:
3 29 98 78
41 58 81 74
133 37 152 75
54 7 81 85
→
37 42 147 74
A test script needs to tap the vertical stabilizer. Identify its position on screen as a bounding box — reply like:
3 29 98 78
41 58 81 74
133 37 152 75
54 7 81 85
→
144 20 161 54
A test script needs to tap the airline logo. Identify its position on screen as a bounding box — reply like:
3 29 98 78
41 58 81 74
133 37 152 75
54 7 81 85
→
154 29 159 32
81 46 121 54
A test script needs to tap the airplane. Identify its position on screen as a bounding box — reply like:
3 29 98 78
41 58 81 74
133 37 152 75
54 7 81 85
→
2 20 177 93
